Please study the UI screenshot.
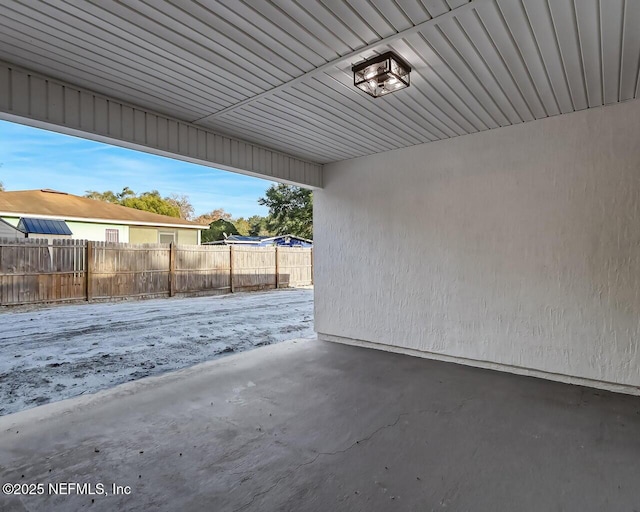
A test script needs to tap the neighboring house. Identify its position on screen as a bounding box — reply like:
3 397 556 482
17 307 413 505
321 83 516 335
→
206 234 313 248
0 218 25 239
0 189 207 244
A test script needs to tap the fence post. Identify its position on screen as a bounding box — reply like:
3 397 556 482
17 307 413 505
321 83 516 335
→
86 241 93 301
310 247 314 285
275 246 279 289
169 242 176 297
229 245 235 293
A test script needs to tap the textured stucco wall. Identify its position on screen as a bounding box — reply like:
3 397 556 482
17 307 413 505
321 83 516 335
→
315 99 640 391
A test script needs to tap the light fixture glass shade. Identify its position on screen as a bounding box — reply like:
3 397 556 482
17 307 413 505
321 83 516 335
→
352 51 411 98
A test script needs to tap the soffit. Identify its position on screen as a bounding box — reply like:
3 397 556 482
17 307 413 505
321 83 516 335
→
1 0 638 163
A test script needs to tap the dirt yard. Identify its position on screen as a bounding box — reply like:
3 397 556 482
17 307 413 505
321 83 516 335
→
0 288 314 416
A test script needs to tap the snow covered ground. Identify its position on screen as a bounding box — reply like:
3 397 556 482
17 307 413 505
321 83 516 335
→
0 288 314 416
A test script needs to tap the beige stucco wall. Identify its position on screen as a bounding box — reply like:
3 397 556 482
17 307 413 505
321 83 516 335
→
177 229 198 245
129 226 159 244
316 99 640 393
129 226 200 245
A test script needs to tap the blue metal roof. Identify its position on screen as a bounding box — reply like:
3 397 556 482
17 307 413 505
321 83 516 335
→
271 237 312 248
17 217 72 235
223 234 312 247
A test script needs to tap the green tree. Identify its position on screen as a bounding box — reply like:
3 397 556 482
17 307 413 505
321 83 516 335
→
247 215 272 236
85 190 119 203
231 217 257 236
120 190 181 217
201 219 239 243
233 217 251 236
259 184 312 239
85 188 183 218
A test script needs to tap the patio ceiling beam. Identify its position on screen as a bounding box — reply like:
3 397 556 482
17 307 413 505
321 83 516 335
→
0 60 323 189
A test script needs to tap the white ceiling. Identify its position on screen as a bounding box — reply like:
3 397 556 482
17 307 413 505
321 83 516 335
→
1 0 639 164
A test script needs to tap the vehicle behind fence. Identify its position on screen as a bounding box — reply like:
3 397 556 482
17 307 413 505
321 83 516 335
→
0 238 313 306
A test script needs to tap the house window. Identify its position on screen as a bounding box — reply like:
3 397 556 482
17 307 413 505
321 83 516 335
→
105 229 119 242
159 232 176 244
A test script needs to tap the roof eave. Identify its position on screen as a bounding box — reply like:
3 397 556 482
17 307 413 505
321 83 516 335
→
0 212 206 230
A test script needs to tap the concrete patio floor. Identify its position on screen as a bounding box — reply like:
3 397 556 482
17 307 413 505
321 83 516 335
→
1 339 639 512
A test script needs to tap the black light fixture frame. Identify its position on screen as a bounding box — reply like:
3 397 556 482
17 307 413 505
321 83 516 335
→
352 51 411 98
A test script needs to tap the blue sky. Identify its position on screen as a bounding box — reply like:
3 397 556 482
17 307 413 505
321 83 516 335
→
0 120 275 218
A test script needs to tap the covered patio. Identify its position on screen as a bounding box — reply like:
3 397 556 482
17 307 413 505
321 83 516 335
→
2 339 639 511
1 0 640 509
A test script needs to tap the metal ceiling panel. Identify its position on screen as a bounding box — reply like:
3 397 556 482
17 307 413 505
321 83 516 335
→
0 0 638 165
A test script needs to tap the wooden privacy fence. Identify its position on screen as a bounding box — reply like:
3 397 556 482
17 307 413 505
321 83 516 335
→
0 238 313 306
0 239 87 305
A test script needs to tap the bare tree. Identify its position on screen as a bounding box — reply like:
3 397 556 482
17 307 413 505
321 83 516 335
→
194 208 232 225
167 193 195 220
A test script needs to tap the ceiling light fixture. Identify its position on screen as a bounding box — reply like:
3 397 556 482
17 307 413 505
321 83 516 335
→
352 51 411 98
